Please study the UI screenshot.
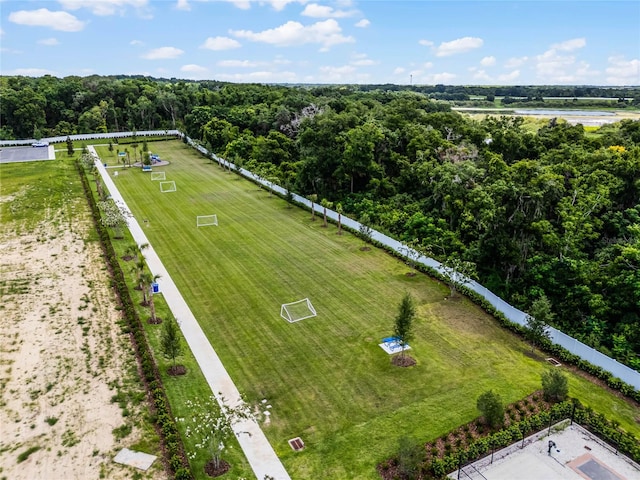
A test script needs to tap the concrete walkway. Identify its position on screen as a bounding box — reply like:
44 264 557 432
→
90 147 291 480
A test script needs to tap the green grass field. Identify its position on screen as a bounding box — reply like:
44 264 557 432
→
95 141 639 479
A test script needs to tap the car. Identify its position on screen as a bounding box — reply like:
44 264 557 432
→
32 141 49 147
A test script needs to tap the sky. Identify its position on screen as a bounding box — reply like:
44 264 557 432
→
1 0 639 85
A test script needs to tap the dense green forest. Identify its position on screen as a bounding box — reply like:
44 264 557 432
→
2 75 639 369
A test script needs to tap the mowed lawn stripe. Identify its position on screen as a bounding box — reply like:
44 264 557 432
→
98 143 640 479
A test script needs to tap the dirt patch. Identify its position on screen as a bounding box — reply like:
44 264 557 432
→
0 214 164 478
391 355 417 367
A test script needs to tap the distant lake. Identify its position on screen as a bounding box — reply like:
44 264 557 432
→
514 109 616 116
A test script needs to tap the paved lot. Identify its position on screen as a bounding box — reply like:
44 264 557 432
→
451 423 639 480
0 145 54 163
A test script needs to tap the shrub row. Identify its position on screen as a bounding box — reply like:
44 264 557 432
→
428 400 639 479
76 160 192 480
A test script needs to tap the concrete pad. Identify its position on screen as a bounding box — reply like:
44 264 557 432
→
379 341 410 355
450 424 639 480
113 448 157 471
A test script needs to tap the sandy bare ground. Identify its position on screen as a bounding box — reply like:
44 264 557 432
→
0 206 164 479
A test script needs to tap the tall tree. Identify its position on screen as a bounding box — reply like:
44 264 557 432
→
525 294 554 351
393 293 416 363
476 390 504 428
161 317 184 374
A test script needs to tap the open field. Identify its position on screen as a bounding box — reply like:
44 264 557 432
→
96 140 640 479
0 157 163 479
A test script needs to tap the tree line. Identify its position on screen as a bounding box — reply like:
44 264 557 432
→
2 75 639 369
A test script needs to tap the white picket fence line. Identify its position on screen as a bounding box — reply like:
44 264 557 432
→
185 135 640 390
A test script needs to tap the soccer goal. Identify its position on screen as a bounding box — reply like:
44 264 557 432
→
197 214 218 227
151 171 166 181
280 298 316 323
160 181 176 193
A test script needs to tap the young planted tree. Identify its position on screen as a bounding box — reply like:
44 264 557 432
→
336 202 344 235
525 295 554 352
393 293 416 366
400 240 422 276
66 136 74 156
161 317 185 375
308 194 318 221
358 213 373 251
97 199 129 239
541 368 568 402
147 273 162 323
476 390 504 429
441 254 477 298
177 395 254 477
320 198 333 228
396 436 423 478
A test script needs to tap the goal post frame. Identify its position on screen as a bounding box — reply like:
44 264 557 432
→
280 298 317 323
151 171 166 181
159 181 176 192
196 214 218 227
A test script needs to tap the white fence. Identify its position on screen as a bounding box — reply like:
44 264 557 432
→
0 130 180 146
184 135 640 391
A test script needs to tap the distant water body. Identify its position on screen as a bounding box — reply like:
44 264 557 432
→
514 109 616 116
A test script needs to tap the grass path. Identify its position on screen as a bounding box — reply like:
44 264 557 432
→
98 142 639 479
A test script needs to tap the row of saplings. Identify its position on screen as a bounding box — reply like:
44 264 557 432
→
378 369 637 479
122 242 253 478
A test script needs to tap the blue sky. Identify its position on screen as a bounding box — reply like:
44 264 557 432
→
1 0 639 85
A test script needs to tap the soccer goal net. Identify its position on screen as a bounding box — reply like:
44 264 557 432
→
151 171 166 181
280 298 316 323
160 181 176 192
197 214 218 227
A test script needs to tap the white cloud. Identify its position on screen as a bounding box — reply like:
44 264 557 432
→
201 36 241 50
175 0 190 10
181 64 208 73
418 39 433 47
301 3 355 18
550 37 586 52
264 0 307 11
504 56 528 68
480 56 495 67
38 37 59 46
434 37 483 57
605 56 640 85
6 68 56 76
130 39 144 46
393 67 405 75
223 0 251 9
355 19 369 28
58 0 148 16
217 59 261 67
473 69 490 81
0 28 4 36
230 19 354 50
535 39 596 83
216 70 298 82
141 46 184 59
9 9 85 32
352 58 375 66
428 72 457 83
498 70 520 82
423 62 433 69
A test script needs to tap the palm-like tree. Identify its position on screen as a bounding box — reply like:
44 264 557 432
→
308 194 318 221
320 198 333 228
336 202 343 235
